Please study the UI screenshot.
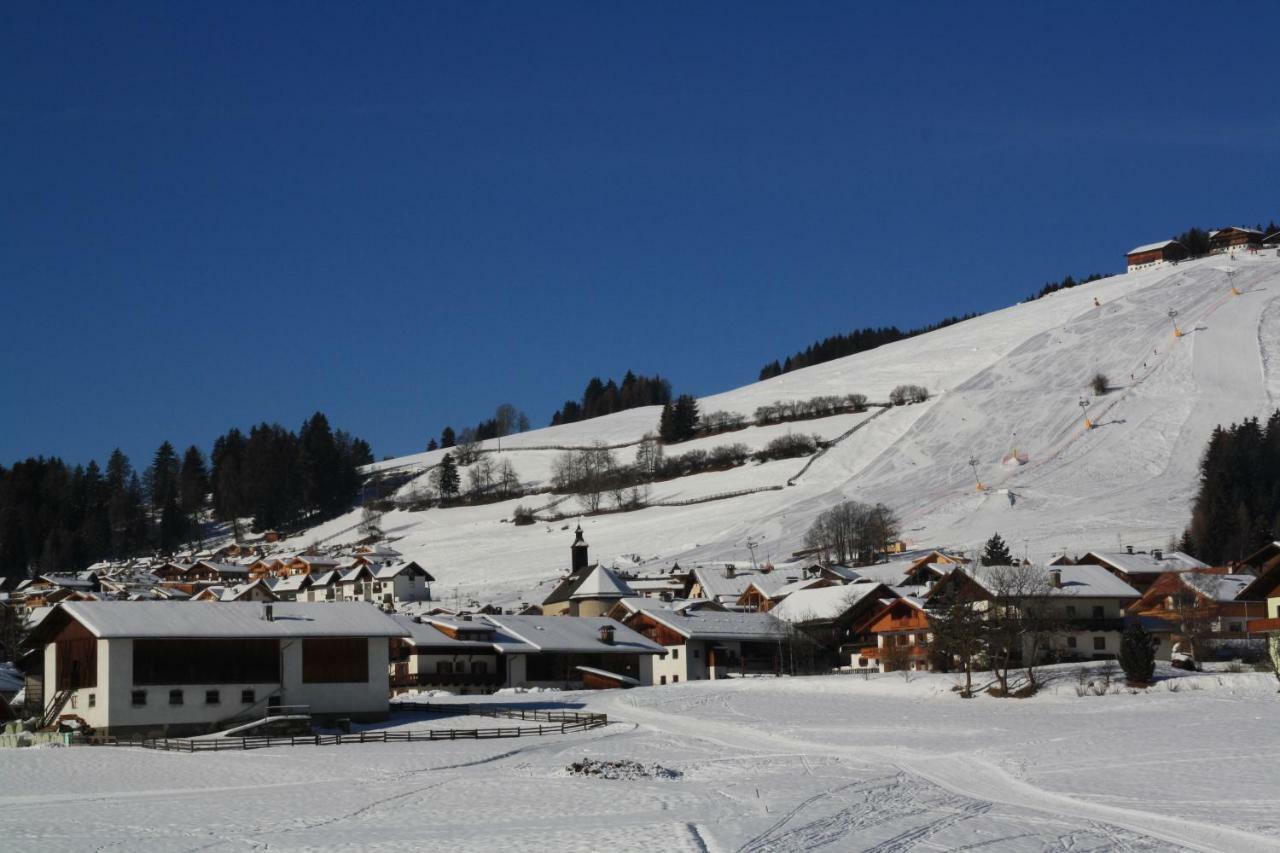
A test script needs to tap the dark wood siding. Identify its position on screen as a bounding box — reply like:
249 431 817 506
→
55 620 97 690
302 637 369 683
133 639 280 685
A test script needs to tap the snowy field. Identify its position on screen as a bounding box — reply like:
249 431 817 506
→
283 252 1280 608
4 666 1278 852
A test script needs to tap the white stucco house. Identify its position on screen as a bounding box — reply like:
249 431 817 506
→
25 601 408 736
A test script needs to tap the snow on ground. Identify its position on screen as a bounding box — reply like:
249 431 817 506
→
282 253 1280 605
4 666 1277 852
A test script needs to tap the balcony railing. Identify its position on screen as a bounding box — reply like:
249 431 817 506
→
390 672 504 689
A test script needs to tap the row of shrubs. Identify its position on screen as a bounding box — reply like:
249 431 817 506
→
888 384 929 405
754 394 869 426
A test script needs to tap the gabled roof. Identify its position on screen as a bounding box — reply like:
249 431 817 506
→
269 575 311 593
482 614 663 655
933 564 1141 600
30 601 407 643
541 566 594 606
689 565 759 601
636 609 787 642
1180 571 1255 603
372 561 435 582
1080 550 1206 577
769 583 892 623
569 565 636 599
1127 239 1183 256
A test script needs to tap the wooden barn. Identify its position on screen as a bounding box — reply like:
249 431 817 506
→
1209 227 1263 254
1126 239 1189 271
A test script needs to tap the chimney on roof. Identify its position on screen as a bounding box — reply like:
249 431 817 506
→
1152 548 1163 561
1048 568 1062 589
598 625 615 645
262 603 274 621
723 564 737 579
1126 545 1134 555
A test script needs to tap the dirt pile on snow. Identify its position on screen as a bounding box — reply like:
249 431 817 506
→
565 758 682 780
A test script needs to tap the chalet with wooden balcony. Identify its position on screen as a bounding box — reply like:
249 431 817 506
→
1126 240 1189 271
190 579 277 603
1209 227 1263 254
617 608 787 684
736 574 829 612
1127 569 1267 661
22 601 408 736
852 597 933 672
338 561 434 607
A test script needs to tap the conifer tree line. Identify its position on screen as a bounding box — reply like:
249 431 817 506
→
758 315 978 381
549 371 672 426
430 403 530 452
0 412 372 582
1181 411 1280 565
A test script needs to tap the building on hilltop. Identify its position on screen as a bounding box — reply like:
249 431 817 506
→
1209 227 1263 255
1126 239 1189 272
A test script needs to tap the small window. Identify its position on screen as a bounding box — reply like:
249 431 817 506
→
673 675 679 683
437 661 454 674
70 694 78 709
88 693 96 708
1228 622 1243 633
241 689 255 705
205 690 220 705
1092 606 1104 619
897 634 910 646
131 690 146 707
672 648 680 660
660 675 667 685
692 648 700 659
1093 637 1106 651
1066 637 1077 648
169 689 184 706
471 661 487 675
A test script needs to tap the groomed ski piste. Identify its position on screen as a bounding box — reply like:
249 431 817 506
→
4 664 1278 851
290 249 1280 608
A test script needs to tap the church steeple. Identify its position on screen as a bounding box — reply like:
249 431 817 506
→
571 524 589 572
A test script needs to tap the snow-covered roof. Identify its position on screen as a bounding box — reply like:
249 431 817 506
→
1127 239 1180 256
691 566 759 601
847 563 921 586
950 564 1141 599
390 615 506 650
481 615 663 654
309 570 339 587
1181 572 1254 602
770 583 888 623
269 575 311 593
372 561 435 582
569 565 636 599
1082 550 1206 576
639 609 787 642
52 601 408 639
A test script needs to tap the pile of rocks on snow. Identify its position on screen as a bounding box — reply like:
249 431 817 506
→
565 758 682 781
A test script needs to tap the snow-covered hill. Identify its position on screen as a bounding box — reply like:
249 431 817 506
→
289 251 1280 605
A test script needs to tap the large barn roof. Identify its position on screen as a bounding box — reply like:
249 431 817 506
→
42 601 408 641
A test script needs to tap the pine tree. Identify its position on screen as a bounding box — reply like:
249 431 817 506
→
178 445 209 515
427 438 439 451
441 426 456 448
436 453 460 501
658 402 677 443
672 394 700 442
1118 622 1157 685
981 532 1013 566
143 441 180 509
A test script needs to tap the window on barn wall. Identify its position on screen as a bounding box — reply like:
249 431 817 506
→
302 638 369 683
133 639 280 685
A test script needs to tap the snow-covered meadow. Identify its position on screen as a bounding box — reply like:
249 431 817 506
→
3 665 1277 852
283 252 1280 608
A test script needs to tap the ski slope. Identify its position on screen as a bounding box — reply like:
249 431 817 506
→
292 252 1280 604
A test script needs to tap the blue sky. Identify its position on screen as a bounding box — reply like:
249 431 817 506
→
3 2 1277 467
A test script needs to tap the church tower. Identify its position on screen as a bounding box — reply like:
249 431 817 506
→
571 524 589 572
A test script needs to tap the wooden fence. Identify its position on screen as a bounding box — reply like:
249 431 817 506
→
79 706 607 752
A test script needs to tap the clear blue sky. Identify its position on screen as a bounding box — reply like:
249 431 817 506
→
3 2 1277 467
